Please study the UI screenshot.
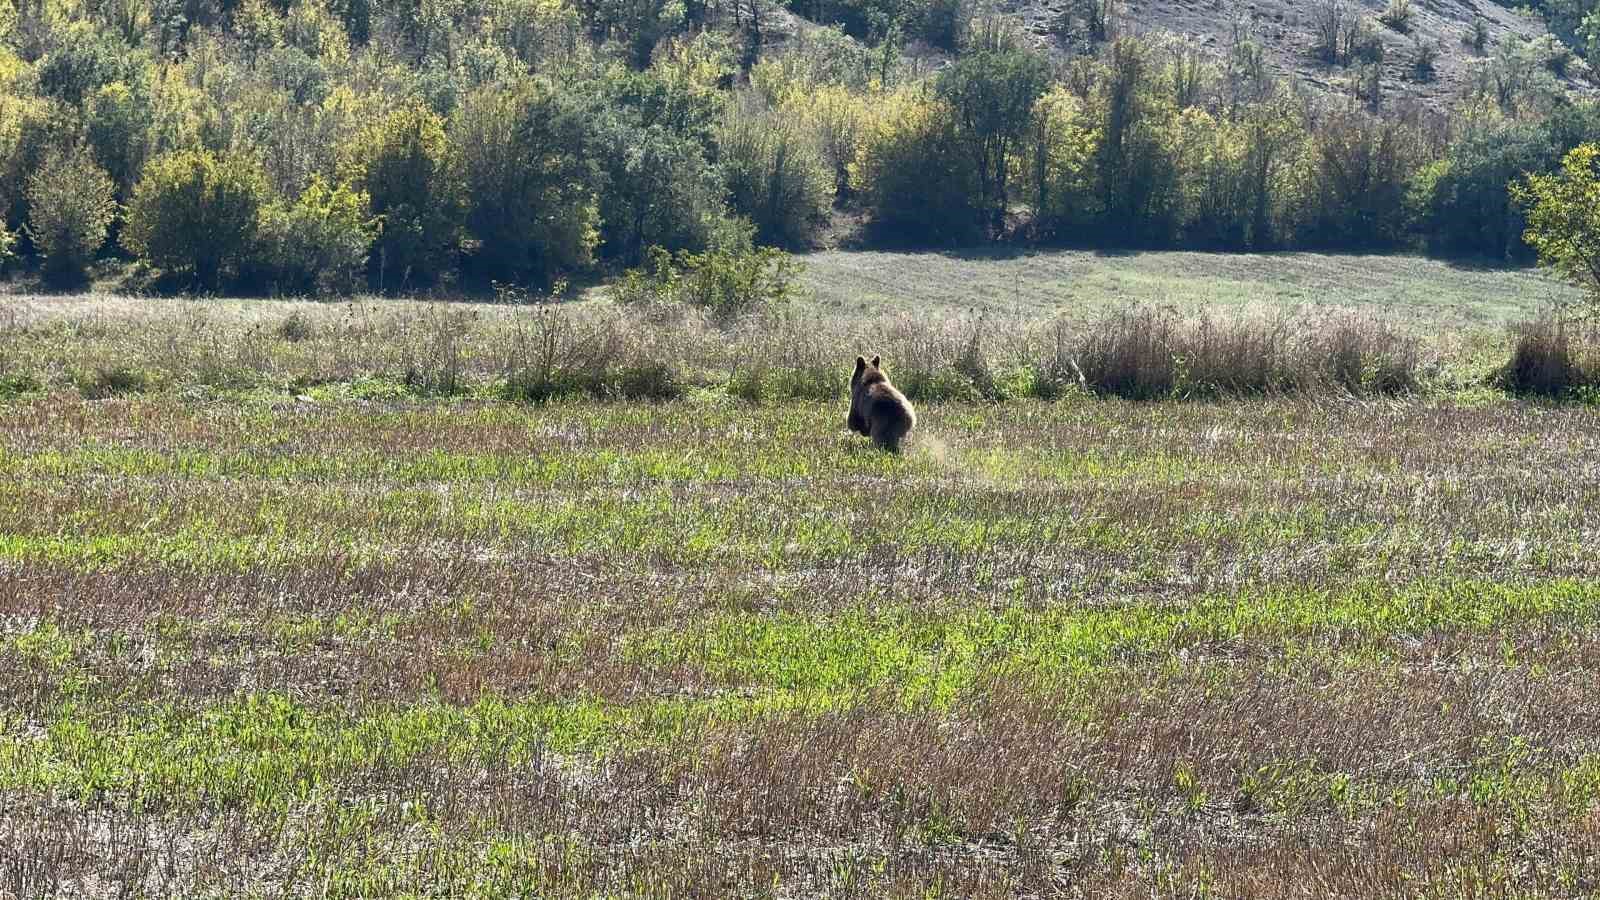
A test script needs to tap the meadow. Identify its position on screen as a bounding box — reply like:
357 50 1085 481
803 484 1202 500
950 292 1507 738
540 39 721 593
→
3 254 1600 897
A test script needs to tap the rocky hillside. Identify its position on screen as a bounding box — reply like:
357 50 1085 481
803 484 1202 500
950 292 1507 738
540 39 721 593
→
998 0 1595 109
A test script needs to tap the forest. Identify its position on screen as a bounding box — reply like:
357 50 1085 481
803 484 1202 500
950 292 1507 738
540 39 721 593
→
3 0 1600 294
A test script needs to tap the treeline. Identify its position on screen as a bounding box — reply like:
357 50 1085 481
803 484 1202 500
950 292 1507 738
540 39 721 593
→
0 0 1598 293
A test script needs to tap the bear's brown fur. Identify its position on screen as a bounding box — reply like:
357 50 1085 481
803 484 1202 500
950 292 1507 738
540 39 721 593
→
848 355 916 453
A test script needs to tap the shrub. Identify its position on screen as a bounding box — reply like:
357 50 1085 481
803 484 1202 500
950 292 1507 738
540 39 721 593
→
1499 316 1600 396
123 150 272 290
24 152 119 288
258 178 378 296
1054 307 1421 400
1378 0 1411 34
1461 16 1488 53
718 100 830 249
401 308 470 397
337 104 461 290
0 372 43 400
499 307 685 403
277 310 315 342
615 244 802 321
853 89 983 245
77 365 150 398
1411 37 1438 82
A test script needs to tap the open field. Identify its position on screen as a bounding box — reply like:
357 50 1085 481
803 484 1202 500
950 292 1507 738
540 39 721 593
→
5 391 1600 897
3 263 1600 896
800 249 1580 326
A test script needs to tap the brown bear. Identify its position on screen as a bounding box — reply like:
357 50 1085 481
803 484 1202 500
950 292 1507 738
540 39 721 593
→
848 355 916 453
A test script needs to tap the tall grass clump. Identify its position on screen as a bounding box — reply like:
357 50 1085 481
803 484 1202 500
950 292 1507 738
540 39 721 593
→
1499 316 1600 396
725 311 845 402
498 306 685 403
1046 307 1423 400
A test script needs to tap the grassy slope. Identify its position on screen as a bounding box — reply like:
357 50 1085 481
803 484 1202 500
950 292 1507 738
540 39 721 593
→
800 247 1578 325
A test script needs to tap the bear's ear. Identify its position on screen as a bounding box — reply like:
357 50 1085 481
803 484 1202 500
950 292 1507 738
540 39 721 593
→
871 355 881 369
854 355 866 372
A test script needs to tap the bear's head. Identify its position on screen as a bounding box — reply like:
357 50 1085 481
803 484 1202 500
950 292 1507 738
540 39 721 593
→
851 355 881 391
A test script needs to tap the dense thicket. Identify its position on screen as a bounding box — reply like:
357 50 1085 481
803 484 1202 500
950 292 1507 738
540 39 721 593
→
3 0 1600 294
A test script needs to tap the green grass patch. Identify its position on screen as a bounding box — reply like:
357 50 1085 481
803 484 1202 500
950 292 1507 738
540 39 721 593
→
629 580 1600 704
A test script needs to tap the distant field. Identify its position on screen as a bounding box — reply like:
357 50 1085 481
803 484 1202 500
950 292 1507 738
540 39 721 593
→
801 248 1577 327
2 259 1599 896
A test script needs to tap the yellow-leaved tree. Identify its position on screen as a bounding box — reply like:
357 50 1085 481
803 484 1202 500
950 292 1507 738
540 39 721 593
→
1516 143 1600 316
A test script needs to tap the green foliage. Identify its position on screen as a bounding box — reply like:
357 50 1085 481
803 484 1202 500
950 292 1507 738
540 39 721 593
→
1022 85 1097 236
595 120 729 262
85 81 154 198
1285 108 1419 249
1378 0 1411 33
783 0 917 44
1408 122 1548 260
615 244 802 319
338 104 461 289
258 178 378 296
936 19 1051 233
589 68 732 263
35 21 138 105
77 365 151 398
0 94 78 228
124 150 272 290
718 101 829 249
451 79 601 286
24 151 118 288
1093 37 1181 244
1516 143 1600 315
854 88 982 244
1 0 1600 288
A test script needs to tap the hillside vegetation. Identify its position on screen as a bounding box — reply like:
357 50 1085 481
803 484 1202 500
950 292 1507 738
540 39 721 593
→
3 0 1600 297
1015 0 1594 109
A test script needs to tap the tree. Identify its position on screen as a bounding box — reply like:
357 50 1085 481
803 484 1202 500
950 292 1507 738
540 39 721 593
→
258 178 378 295
338 104 461 289
123 150 271 290
718 98 830 248
1094 37 1181 244
1409 120 1551 260
24 152 117 288
936 20 1050 234
854 88 982 244
85 82 154 199
1023 84 1097 237
594 119 727 263
1516 143 1600 314
450 79 602 286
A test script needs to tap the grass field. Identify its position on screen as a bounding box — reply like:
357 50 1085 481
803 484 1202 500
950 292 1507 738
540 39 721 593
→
801 249 1580 327
3 255 1600 896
